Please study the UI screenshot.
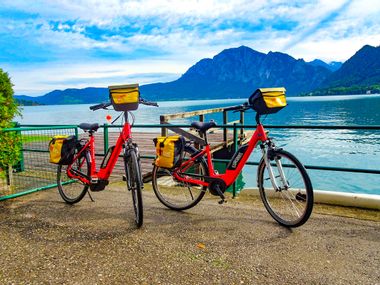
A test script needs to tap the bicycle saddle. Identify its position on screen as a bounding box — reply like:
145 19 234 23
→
191 120 216 133
79 123 100 132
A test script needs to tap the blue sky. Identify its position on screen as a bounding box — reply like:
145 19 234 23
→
0 0 379 96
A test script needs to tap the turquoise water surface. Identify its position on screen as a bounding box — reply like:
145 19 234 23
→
16 95 380 195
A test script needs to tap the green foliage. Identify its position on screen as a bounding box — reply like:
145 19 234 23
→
301 84 380 96
0 68 21 176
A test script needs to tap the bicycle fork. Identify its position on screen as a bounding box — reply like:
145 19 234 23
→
261 143 289 191
123 143 143 191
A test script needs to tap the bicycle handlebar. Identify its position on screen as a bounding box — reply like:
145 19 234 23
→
89 102 112 111
139 98 159 107
224 102 250 112
89 98 158 111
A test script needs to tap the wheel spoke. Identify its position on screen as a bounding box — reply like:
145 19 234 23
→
152 146 207 211
57 151 89 204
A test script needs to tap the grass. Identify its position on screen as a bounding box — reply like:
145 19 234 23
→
22 134 52 143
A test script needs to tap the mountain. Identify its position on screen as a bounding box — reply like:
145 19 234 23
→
140 46 332 100
308 59 342 72
323 45 380 88
15 87 108 105
14 46 332 104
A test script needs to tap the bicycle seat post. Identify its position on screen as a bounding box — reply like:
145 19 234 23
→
202 131 209 145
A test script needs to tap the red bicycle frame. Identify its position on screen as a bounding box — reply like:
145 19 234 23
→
67 123 132 185
173 124 268 187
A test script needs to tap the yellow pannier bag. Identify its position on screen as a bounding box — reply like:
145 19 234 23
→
49 135 77 165
109 83 139 111
249 87 287 115
153 136 185 169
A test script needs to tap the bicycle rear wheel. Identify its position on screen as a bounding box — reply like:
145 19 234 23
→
258 149 313 227
152 145 208 211
57 151 90 204
125 149 143 228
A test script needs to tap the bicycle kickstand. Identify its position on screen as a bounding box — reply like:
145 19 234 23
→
87 190 95 202
214 186 227 204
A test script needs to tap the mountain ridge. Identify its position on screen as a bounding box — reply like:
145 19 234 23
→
13 44 380 104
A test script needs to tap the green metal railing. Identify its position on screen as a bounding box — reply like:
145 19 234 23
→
0 123 379 201
0 126 77 201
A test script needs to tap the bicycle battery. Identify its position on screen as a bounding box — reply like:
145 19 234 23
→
226 144 249 170
101 146 115 169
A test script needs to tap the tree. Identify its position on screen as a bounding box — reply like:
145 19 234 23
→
0 68 21 179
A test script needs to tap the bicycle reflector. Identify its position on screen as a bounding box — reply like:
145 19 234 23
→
106 114 112 122
109 83 140 111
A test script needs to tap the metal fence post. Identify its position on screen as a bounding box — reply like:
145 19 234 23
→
223 110 228 145
240 111 245 143
232 123 238 198
74 126 79 139
104 124 109 155
15 122 25 172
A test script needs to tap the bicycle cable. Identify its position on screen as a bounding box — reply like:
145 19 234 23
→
129 111 136 127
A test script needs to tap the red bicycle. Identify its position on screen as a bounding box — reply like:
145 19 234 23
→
57 84 157 227
152 89 313 227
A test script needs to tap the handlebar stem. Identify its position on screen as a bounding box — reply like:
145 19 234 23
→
256 113 261 125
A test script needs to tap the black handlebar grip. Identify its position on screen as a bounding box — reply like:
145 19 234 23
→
140 98 159 107
89 102 112 111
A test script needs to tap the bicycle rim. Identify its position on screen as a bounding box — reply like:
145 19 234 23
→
57 153 89 204
126 150 143 227
152 146 207 211
258 150 313 227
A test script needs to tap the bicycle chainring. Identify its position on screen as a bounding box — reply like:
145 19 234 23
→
208 179 227 196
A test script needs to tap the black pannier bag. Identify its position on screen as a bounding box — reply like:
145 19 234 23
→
49 135 77 165
249 87 287 115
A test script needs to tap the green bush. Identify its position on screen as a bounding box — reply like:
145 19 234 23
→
0 69 21 177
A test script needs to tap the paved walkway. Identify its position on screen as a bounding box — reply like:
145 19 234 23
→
0 185 379 284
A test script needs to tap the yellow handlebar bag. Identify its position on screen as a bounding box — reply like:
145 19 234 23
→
109 83 139 111
249 87 287 115
153 136 185 169
49 135 77 165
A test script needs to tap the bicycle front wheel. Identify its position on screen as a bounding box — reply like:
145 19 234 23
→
125 149 143 228
152 145 208 211
57 151 90 204
258 149 313 227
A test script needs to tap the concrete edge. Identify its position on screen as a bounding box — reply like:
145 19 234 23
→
243 188 380 210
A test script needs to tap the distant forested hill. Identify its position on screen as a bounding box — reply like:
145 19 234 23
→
307 44 380 95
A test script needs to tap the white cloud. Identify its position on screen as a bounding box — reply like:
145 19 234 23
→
5 59 191 95
2 0 380 95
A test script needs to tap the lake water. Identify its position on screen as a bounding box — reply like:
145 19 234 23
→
16 95 380 196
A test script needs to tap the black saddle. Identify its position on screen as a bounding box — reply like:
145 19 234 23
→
79 123 99 132
191 120 216 133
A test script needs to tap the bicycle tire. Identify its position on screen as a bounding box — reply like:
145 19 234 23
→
57 151 90 204
152 145 208 211
257 149 313 227
125 149 143 228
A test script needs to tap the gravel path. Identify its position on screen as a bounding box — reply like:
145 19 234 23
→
0 184 379 284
